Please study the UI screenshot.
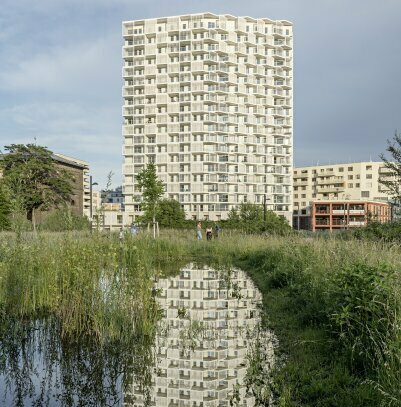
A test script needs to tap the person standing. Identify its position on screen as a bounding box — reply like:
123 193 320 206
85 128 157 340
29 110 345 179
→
196 222 202 240
206 226 213 241
214 223 219 239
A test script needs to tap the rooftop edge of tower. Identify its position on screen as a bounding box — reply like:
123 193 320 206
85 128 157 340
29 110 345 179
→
122 12 293 26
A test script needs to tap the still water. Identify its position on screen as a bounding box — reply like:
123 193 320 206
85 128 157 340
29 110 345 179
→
0 264 275 406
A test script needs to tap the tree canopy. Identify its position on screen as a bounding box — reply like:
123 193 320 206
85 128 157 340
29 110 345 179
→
227 202 291 234
156 199 186 228
0 144 74 229
379 131 401 202
136 163 165 236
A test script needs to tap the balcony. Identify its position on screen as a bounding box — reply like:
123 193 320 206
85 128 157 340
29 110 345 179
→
349 221 365 226
349 210 365 215
317 186 344 194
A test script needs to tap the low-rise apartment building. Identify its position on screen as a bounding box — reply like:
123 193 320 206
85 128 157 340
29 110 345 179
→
312 200 391 232
293 161 392 230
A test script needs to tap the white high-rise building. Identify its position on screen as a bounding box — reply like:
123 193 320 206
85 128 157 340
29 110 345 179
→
122 13 293 221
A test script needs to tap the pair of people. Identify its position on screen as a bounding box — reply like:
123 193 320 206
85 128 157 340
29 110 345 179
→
197 222 219 240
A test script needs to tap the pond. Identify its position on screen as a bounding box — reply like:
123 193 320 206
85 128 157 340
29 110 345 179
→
0 264 276 406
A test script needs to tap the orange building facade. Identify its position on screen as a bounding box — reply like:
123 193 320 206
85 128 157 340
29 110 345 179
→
311 201 391 232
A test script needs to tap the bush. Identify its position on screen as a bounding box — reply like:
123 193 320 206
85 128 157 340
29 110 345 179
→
0 184 11 231
329 263 398 374
39 207 90 231
225 202 292 235
353 221 401 242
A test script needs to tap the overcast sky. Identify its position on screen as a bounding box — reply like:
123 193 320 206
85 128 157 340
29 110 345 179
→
0 0 400 188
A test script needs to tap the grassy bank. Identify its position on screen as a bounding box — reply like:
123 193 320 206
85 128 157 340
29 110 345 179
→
0 230 400 406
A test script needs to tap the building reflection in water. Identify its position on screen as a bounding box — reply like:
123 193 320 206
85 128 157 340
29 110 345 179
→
125 263 275 407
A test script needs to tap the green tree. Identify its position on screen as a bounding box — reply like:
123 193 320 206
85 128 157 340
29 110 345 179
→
136 163 165 238
156 199 186 228
0 144 74 231
379 131 401 201
0 182 11 230
227 202 291 234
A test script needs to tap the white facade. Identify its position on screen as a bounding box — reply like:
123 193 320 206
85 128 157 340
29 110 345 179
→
125 264 275 406
293 161 392 217
122 13 293 222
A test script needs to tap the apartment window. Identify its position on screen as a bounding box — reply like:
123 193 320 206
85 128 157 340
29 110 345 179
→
339 167 344 172
348 175 353 180
366 174 373 179
366 165 372 170
361 191 370 198
301 194 306 198
348 166 353 171
348 183 353 188
356 183 360 188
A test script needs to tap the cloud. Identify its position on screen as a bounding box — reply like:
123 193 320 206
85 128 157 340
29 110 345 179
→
0 101 122 186
0 34 122 102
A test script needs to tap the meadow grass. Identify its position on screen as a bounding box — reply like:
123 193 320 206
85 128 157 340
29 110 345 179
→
0 229 400 406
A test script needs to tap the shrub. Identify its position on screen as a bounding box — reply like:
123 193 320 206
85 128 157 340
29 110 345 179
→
39 206 90 231
329 263 398 374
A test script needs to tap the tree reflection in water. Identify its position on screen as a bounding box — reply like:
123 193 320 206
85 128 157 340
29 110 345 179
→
0 316 155 407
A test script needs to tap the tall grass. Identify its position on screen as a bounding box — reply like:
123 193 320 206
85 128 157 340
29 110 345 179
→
0 232 165 343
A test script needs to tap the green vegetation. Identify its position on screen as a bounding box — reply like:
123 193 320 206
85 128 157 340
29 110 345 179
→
226 202 292 234
155 198 186 228
0 144 74 231
0 183 11 230
136 163 165 237
0 230 400 406
39 206 90 231
379 130 401 200
352 219 401 242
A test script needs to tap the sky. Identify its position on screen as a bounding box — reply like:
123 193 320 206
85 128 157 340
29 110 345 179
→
0 0 400 188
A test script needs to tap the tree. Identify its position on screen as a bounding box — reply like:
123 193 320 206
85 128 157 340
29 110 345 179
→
156 199 186 228
0 182 11 230
379 131 401 202
136 163 165 238
227 202 291 234
0 144 74 231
